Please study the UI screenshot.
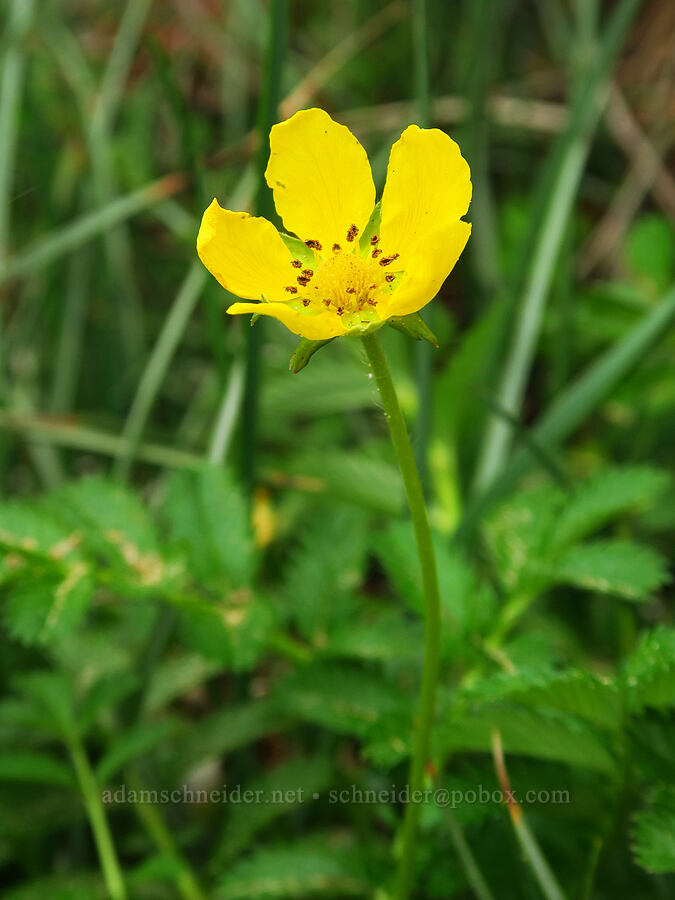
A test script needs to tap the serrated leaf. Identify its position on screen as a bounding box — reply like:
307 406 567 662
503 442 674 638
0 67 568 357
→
546 539 670 601
0 751 73 787
622 627 675 713
163 468 255 588
180 591 273 670
325 609 423 662
4 563 93 646
217 838 369 899
437 703 616 773
632 785 675 874
276 664 406 739
552 466 670 548
143 653 222 715
284 506 368 643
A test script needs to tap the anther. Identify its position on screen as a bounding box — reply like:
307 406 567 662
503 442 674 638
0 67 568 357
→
301 269 313 277
285 286 298 294
346 224 359 242
385 273 395 283
336 306 344 315
302 299 310 307
291 259 303 268
372 248 382 258
305 239 322 250
332 243 341 253
322 298 331 306
346 287 356 294
297 275 310 286
370 234 379 245
367 298 377 305
379 253 400 267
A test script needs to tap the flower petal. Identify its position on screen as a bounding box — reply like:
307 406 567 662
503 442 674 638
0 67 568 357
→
227 302 348 340
197 199 295 301
379 125 471 271
383 221 471 319
265 108 376 251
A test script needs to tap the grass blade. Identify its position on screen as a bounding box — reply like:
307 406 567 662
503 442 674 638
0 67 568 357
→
472 0 644 495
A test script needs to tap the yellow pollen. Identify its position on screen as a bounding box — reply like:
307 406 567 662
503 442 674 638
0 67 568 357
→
300 245 398 316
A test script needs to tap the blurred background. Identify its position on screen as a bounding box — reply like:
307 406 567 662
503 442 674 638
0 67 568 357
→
0 1 674 898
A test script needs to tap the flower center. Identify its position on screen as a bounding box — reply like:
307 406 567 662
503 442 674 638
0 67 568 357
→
283 226 401 326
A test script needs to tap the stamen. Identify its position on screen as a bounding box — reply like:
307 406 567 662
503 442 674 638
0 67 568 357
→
372 248 382 258
367 298 377 305
322 298 331 306
305 239 322 250
332 243 341 253
370 234 379 245
297 275 310 286
301 269 314 277
385 273 395 283
302 299 310 307
336 306 344 315
291 259 303 268
285 286 298 294
346 287 356 294
379 254 400 267
346 224 359 242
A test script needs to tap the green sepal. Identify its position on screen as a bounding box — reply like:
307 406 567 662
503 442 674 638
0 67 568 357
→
280 233 314 268
387 312 439 347
359 202 382 256
289 337 336 374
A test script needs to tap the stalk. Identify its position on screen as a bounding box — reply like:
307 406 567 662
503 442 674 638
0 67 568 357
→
362 333 441 900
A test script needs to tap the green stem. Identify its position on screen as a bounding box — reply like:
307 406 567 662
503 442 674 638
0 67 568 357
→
362 333 441 900
68 734 127 900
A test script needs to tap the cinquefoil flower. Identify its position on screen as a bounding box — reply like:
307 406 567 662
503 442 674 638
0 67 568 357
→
197 108 471 341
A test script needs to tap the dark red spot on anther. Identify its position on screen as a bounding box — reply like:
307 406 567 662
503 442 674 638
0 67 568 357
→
370 234 379 245
346 224 359 242
372 248 382 258
332 243 341 253
305 239 322 250
385 273 395 283
291 259 302 268
379 253 400 267
367 298 377 305
285 285 298 293
322 298 331 306
336 306 344 315
297 276 310 286
346 287 356 294
302 299 310 307
302 269 313 277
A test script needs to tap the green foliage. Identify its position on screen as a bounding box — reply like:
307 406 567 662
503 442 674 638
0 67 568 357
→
217 839 371 899
632 786 675 874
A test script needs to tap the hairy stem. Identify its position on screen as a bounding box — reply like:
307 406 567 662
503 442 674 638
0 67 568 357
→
362 332 441 900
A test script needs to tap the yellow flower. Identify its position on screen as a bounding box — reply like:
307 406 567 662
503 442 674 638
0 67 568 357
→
197 108 471 341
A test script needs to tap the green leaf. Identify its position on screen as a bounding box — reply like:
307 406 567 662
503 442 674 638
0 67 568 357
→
179 591 273 670
551 466 671 548
214 756 333 864
387 312 439 347
437 703 617 773
622 627 675 713
546 539 670 601
96 719 179 785
289 337 336 374
284 506 368 642
0 751 73 787
325 609 423 662
217 838 370 899
277 664 406 739
4 564 93 646
280 233 314 268
632 785 675 874
142 653 222 715
163 468 255 587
